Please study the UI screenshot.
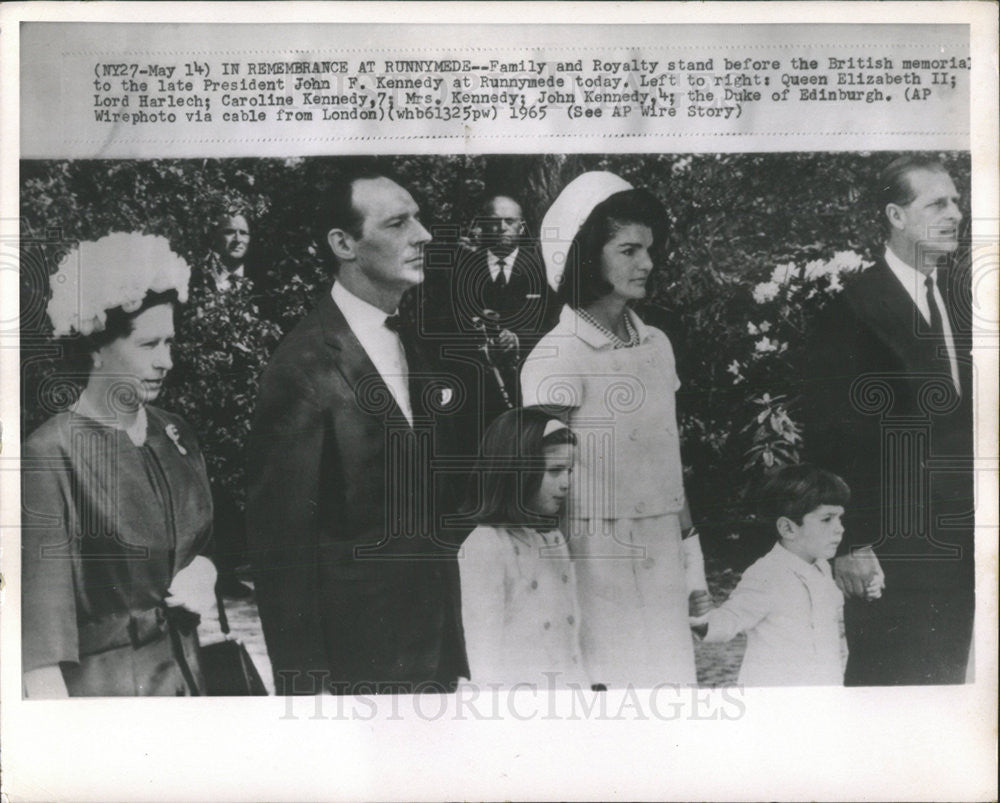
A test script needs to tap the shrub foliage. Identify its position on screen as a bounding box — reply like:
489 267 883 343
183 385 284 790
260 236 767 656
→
20 152 971 564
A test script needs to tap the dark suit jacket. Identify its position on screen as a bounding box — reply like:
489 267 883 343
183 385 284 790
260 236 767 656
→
246 292 469 693
804 257 974 591
421 244 553 352
418 244 555 440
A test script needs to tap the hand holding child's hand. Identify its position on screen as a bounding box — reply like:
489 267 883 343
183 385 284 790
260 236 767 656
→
834 546 884 599
688 589 712 617
688 613 709 638
864 574 885 600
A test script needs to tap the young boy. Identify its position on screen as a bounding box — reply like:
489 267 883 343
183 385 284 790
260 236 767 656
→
690 464 882 686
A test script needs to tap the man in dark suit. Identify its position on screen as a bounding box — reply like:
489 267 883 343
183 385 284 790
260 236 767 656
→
807 155 974 685
247 166 469 694
200 210 254 292
421 194 552 435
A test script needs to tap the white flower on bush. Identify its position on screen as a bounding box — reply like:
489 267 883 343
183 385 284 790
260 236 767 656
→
671 156 694 174
752 281 780 303
727 359 745 384
770 262 798 285
752 251 869 305
828 250 869 275
812 251 871 290
802 259 826 280
754 337 779 353
752 262 796 303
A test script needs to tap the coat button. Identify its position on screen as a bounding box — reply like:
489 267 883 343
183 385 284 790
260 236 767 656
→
513 545 520 556
635 501 645 513
531 580 538 590
543 621 551 630
642 557 655 570
611 358 622 370
561 574 569 583
628 428 639 441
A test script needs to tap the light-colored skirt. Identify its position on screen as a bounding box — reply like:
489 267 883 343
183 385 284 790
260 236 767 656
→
567 513 696 687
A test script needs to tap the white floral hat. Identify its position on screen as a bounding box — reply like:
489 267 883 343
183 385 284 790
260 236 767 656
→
539 171 634 291
47 233 191 337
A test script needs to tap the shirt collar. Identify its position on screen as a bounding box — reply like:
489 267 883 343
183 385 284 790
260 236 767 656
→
770 541 832 579
487 248 518 275
331 280 397 331
208 252 245 289
560 304 654 350
885 245 937 294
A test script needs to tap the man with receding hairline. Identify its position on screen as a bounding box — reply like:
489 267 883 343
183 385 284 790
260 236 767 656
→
806 155 974 685
247 165 468 694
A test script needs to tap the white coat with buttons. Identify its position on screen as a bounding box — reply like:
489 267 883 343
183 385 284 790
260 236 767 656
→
521 305 686 522
459 525 588 689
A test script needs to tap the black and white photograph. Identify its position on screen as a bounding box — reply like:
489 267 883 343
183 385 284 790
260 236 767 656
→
2 6 997 802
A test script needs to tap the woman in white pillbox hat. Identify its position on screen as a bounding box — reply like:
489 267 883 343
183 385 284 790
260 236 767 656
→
521 172 709 688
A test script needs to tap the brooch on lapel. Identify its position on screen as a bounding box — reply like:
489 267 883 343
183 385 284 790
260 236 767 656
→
415 378 463 415
165 423 188 455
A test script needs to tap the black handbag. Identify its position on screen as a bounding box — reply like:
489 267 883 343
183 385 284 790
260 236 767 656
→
199 591 268 696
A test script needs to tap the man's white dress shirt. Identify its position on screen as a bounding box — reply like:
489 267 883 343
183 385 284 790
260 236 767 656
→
331 281 412 425
884 245 960 394
209 258 245 293
486 248 518 283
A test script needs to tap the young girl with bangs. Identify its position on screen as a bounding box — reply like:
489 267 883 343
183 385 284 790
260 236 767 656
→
458 406 588 689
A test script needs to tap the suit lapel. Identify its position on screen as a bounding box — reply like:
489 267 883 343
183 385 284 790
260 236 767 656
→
318 294 412 427
855 260 929 371
855 259 968 393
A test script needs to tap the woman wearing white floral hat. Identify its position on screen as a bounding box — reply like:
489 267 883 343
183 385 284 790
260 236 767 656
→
22 233 218 697
521 172 710 688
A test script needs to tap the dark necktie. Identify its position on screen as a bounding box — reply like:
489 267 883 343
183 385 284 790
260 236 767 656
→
384 313 403 334
925 274 961 396
494 258 508 289
925 275 944 338
384 314 423 420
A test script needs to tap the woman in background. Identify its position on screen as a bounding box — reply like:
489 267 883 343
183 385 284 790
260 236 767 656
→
22 233 217 697
521 172 710 688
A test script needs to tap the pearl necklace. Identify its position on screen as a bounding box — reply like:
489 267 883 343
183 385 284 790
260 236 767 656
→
577 307 640 349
